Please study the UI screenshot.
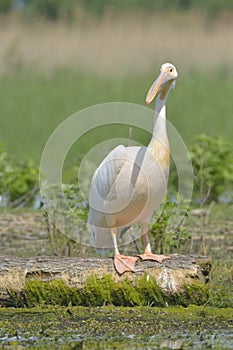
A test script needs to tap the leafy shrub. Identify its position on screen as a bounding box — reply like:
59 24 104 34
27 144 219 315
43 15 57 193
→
0 144 38 207
189 134 233 203
8 160 38 203
150 198 191 254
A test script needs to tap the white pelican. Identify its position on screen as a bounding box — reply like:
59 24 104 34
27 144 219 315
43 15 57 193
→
88 63 178 274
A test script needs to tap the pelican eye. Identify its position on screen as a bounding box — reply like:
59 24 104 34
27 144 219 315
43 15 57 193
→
169 68 173 73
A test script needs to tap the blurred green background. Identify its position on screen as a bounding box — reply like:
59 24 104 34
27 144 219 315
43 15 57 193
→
0 0 233 165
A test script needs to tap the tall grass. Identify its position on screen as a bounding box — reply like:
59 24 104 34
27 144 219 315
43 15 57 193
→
0 12 233 76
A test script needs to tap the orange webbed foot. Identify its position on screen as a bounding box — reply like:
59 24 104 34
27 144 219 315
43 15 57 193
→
114 255 138 275
138 253 170 263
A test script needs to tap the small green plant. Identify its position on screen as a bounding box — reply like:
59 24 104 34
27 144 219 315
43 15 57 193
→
190 134 233 204
0 144 38 207
149 197 191 254
43 183 89 256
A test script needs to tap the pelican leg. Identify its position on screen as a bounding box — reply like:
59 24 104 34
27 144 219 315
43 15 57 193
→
111 228 138 275
138 223 170 263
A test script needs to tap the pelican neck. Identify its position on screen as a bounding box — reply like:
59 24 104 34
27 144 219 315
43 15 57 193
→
151 94 168 139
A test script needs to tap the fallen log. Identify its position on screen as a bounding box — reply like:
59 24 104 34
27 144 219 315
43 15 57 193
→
0 255 211 307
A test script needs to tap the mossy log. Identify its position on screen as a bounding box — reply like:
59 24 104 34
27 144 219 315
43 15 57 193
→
0 255 211 307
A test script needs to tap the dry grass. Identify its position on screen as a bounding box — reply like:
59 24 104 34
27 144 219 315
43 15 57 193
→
0 11 233 76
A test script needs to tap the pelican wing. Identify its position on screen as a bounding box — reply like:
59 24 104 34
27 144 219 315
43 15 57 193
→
90 144 127 201
88 145 127 250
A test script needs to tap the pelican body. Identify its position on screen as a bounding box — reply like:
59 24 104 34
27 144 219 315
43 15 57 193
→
88 63 178 274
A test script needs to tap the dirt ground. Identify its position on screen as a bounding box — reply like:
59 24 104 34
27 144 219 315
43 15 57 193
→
0 207 232 260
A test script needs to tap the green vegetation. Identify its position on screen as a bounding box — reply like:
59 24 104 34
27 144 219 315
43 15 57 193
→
0 0 11 14
7 261 232 309
1 68 233 164
2 130 232 208
4 0 233 19
0 305 232 348
23 0 76 20
8 273 209 308
22 274 165 308
0 144 38 206
149 198 191 254
190 134 233 203
207 261 233 308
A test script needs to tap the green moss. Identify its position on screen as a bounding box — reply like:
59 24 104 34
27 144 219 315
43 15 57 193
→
18 273 212 308
22 274 165 307
136 274 165 306
0 305 232 348
82 274 115 306
24 279 81 307
74 273 165 307
169 282 209 307
206 261 233 308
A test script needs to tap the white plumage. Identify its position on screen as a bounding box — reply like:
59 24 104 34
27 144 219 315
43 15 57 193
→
88 63 178 274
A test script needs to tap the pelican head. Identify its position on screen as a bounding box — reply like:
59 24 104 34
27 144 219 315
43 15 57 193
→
146 63 178 105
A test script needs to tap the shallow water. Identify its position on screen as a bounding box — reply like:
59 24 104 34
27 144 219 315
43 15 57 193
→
0 305 233 349
1 332 233 349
